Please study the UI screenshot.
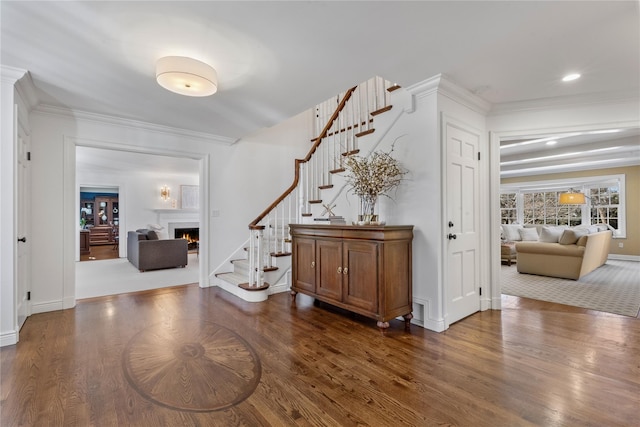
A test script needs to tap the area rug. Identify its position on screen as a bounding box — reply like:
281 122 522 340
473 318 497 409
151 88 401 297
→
501 260 640 317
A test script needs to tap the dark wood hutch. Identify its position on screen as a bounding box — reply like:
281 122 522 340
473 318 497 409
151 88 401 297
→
80 194 119 246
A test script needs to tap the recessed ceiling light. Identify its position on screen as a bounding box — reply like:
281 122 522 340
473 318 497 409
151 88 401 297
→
562 73 581 82
546 140 558 146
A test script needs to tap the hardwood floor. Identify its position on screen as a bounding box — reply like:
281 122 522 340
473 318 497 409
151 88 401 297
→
80 244 119 261
2 286 638 426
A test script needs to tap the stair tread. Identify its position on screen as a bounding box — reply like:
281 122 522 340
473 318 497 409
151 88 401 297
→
215 272 248 285
371 105 392 116
355 128 375 138
341 150 360 157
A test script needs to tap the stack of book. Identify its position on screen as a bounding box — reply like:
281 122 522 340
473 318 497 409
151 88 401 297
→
313 216 346 225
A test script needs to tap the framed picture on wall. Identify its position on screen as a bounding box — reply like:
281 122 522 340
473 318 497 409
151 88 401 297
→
181 185 199 209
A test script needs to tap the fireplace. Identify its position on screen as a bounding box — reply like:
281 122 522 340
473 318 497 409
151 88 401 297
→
175 227 199 251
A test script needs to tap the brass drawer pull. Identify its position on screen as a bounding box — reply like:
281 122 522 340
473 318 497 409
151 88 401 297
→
343 267 348 275
311 261 315 268
337 266 342 274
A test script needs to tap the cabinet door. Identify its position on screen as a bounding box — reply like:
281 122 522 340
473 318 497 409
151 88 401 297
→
293 237 316 293
342 240 378 313
316 239 343 301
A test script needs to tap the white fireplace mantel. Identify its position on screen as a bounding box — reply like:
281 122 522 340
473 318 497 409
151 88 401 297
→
153 209 199 239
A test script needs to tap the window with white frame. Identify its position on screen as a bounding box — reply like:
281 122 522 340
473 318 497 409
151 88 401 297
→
500 192 517 224
500 174 626 237
522 191 583 226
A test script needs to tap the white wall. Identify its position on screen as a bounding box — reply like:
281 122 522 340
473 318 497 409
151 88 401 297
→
77 167 199 239
27 107 311 314
208 110 313 273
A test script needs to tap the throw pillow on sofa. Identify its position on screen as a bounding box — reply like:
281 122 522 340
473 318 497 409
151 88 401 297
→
502 224 523 241
518 227 538 241
559 228 589 245
539 226 564 243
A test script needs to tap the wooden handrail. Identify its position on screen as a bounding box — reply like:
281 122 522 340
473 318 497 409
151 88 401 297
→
249 86 358 230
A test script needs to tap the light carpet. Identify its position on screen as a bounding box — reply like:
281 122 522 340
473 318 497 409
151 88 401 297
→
501 260 640 317
76 253 200 300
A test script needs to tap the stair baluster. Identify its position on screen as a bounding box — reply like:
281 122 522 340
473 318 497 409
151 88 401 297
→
240 77 394 290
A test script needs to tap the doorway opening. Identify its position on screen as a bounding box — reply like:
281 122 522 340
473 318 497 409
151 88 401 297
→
79 186 119 261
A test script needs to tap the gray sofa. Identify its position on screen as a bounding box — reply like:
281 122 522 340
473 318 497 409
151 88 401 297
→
127 229 188 272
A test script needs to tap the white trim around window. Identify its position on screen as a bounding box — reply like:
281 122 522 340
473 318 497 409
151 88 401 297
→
500 174 626 238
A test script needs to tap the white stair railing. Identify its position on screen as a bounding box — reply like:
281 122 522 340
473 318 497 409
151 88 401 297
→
244 76 394 290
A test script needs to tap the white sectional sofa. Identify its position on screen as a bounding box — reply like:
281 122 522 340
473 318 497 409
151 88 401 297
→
501 224 612 280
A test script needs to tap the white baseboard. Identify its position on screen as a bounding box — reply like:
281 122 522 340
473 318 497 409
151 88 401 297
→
490 296 503 310
32 300 64 314
412 297 445 332
63 296 76 309
268 282 291 295
1 330 18 347
608 254 640 262
423 317 446 332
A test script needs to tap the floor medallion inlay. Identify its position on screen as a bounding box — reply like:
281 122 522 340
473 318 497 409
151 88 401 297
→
122 319 261 412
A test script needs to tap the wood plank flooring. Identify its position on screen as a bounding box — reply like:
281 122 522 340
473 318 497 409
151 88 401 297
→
80 244 119 262
1 287 638 426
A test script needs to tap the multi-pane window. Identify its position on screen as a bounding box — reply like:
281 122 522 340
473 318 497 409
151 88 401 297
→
500 193 517 224
500 174 626 238
589 186 620 229
522 191 582 226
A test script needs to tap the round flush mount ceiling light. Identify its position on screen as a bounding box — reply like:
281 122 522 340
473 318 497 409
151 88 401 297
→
156 56 218 97
562 73 581 82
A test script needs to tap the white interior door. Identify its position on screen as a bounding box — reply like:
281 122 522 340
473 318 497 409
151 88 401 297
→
16 120 31 330
445 121 480 325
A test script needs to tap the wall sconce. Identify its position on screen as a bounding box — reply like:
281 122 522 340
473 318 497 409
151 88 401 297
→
160 185 170 201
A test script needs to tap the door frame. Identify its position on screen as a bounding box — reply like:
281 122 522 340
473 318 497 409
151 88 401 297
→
16 112 32 331
441 114 489 329
76 183 124 261
63 136 211 308
488 120 640 310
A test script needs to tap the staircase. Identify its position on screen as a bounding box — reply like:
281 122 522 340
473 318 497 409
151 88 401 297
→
214 76 404 300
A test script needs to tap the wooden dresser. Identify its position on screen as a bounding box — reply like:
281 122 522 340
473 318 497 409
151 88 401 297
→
290 224 414 333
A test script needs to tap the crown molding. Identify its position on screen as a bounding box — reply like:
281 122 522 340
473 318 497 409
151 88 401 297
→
0 65 26 83
1 66 40 110
405 73 492 114
34 104 238 146
489 90 640 116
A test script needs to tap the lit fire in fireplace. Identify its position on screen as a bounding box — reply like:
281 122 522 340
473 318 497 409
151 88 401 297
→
175 227 199 250
181 232 198 243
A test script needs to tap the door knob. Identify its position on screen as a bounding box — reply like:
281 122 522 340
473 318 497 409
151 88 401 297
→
448 221 454 228
17 237 26 243
447 233 457 240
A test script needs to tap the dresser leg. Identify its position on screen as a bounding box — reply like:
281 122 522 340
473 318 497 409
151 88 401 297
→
403 313 413 331
290 290 298 306
376 321 390 334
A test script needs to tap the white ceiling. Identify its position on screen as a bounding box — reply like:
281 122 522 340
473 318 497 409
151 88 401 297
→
2 1 639 175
